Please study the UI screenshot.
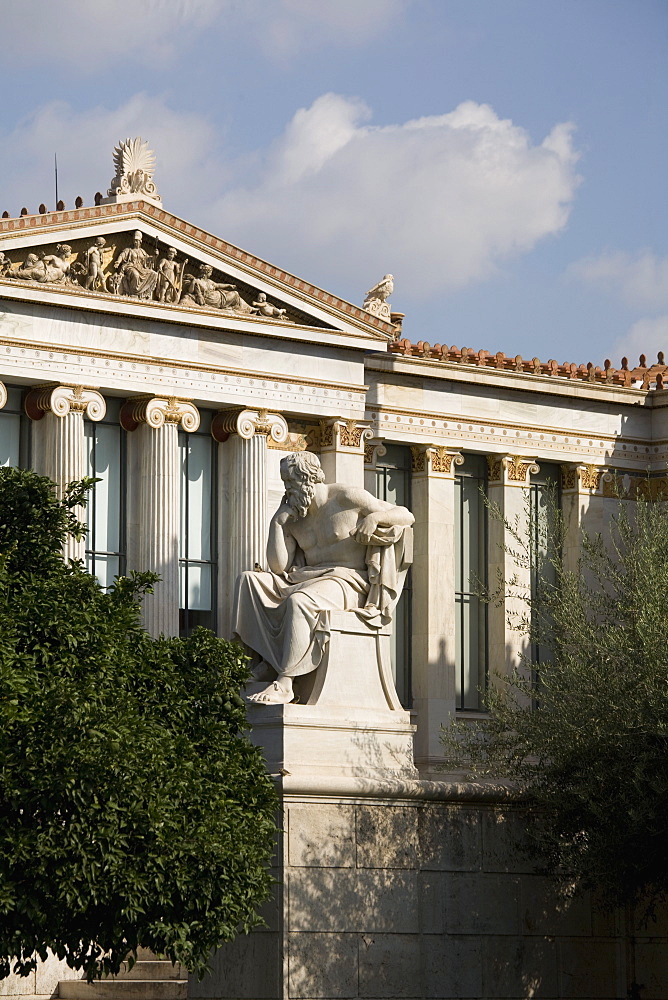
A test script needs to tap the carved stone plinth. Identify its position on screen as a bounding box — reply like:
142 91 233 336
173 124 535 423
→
246 611 417 781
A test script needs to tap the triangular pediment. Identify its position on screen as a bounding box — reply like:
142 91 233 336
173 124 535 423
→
0 201 395 351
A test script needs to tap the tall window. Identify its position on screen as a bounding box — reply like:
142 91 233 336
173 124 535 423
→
85 399 126 587
374 444 412 708
0 386 30 468
455 454 488 710
179 416 216 636
529 463 560 671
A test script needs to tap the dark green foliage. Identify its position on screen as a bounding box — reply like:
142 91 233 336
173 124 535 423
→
0 467 278 982
442 488 668 911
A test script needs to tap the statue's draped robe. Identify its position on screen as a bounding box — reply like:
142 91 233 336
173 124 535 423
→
233 524 412 678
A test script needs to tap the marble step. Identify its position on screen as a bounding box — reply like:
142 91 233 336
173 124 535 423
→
59 979 187 1000
117 963 185 981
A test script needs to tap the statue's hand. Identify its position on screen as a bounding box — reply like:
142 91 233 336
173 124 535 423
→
354 512 381 545
274 504 296 527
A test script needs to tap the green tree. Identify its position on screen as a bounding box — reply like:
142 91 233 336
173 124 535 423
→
0 467 278 982
442 486 668 911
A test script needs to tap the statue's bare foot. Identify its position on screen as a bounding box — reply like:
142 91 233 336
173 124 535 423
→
250 660 275 682
248 680 294 705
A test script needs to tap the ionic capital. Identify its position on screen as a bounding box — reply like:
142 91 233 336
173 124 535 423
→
364 439 387 467
0 382 6 410
410 445 464 476
211 407 288 446
561 463 607 494
120 396 200 432
25 384 106 422
320 418 373 451
487 454 539 485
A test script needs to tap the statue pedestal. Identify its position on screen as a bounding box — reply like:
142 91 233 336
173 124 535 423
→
246 610 417 781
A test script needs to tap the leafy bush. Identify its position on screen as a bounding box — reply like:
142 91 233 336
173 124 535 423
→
0 467 278 981
442 487 668 911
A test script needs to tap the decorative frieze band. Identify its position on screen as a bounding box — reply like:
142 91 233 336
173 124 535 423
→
211 407 288 446
120 396 200 432
25 384 106 422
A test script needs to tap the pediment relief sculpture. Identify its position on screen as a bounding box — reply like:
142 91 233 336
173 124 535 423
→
0 230 299 323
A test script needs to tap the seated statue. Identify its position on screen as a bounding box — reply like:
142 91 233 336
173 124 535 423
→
233 451 414 705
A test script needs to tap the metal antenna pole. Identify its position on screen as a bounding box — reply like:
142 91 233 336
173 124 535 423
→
54 153 59 207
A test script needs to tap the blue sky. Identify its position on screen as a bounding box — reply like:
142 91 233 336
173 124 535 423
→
1 0 666 367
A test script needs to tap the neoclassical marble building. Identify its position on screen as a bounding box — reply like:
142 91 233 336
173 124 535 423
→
1 144 667 1000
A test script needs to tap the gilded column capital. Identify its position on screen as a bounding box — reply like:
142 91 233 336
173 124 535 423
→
561 463 608 494
364 439 387 467
25 384 106 422
211 407 288 446
319 418 373 451
411 445 463 476
0 382 7 410
487 454 539 485
120 396 200 432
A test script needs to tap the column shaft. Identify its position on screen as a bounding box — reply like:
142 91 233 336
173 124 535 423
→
411 448 461 774
229 432 268 583
25 386 106 563
44 409 86 561
487 456 538 702
138 421 180 637
122 396 200 638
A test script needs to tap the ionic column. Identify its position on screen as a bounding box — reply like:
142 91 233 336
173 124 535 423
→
212 408 288 623
25 384 106 561
121 396 200 637
487 455 539 698
319 418 372 488
561 463 608 573
410 445 463 775
0 382 7 410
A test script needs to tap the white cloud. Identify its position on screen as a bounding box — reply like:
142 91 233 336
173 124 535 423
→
0 0 219 72
571 250 668 311
0 95 223 219
0 0 406 72
612 316 668 367
213 94 580 299
241 0 409 60
0 91 580 311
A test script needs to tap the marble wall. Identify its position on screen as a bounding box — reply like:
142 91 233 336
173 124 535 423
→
190 794 668 1000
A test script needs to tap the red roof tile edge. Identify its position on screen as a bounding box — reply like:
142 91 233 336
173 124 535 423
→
389 340 668 391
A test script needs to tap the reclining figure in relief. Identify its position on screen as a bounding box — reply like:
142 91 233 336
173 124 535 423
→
233 451 414 705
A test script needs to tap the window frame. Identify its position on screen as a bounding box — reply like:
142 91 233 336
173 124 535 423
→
179 416 218 637
454 453 489 712
84 400 127 587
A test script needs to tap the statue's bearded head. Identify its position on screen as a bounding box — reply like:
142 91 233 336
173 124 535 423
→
280 452 325 518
